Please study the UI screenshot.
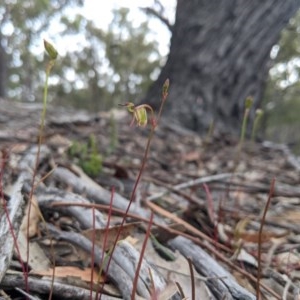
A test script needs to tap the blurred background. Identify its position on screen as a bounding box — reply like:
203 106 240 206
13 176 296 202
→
1 0 300 152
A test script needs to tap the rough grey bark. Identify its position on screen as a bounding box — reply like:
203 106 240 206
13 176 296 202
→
0 35 7 98
145 0 300 134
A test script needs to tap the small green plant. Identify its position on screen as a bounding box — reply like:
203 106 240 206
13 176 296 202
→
23 39 59 298
238 96 253 152
238 96 264 151
99 78 170 299
68 134 102 177
251 109 264 141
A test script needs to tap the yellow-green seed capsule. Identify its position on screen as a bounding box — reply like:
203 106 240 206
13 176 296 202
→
162 78 170 97
245 96 253 109
44 39 58 60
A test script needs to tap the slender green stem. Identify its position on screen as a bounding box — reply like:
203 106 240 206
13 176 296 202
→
238 97 253 152
251 109 263 142
239 108 249 151
27 59 55 300
40 65 51 140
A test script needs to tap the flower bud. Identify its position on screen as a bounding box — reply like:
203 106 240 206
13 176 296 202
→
255 109 263 116
44 39 58 60
245 96 253 109
162 78 169 98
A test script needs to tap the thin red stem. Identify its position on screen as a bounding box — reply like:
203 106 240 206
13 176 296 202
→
98 187 114 300
131 212 154 299
90 205 96 300
256 178 275 300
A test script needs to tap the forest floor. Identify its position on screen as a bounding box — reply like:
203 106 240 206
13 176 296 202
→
0 98 300 300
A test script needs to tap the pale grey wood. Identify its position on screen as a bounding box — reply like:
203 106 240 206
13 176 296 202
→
112 240 166 297
42 223 137 300
25 184 108 229
51 166 253 299
168 236 256 300
0 174 26 282
1 273 119 300
262 141 300 172
0 145 51 282
52 166 152 220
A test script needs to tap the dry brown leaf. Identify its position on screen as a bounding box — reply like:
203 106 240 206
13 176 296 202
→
157 283 179 299
124 235 139 245
17 230 50 271
47 134 72 148
238 230 289 243
232 270 256 294
31 266 103 283
134 230 207 300
272 210 300 223
47 134 72 154
82 222 140 251
181 151 200 162
10 143 29 154
20 195 40 237
196 281 214 300
233 218 288 243
276 252 300 269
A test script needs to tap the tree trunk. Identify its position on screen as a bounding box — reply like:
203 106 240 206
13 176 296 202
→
0 34 7 98
145 0 300 134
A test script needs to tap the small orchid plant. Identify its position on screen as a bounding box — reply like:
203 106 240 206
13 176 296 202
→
119 102 155 127
119 78 169 129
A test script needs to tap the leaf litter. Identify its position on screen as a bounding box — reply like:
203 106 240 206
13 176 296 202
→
0 98 300 299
